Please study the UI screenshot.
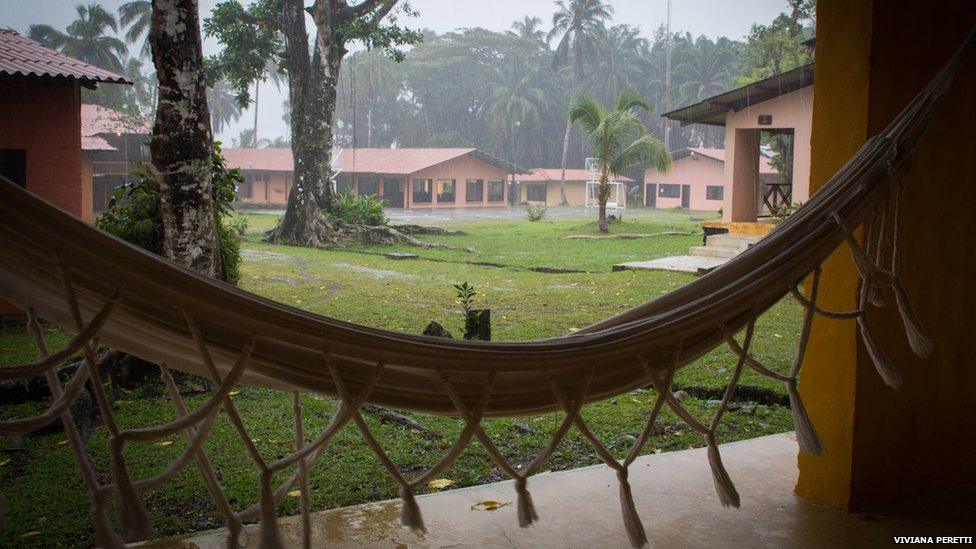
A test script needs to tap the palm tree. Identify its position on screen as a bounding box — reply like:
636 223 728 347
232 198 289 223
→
570 87 671 232
118 1 151 59
487 55 546 169
208 79 243 136
260 136 292 148
352 50 398 147
675 37 736 146
549 0 613 205
594 25 648 106
28 4 127 73
508 16 547 46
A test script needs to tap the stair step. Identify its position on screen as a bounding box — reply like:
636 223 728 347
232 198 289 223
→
705 234 763 250
689 246 739 259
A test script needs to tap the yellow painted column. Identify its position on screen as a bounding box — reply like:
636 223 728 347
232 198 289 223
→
797 0 976 510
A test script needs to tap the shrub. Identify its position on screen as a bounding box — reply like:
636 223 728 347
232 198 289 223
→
525 203 547 222
329 193 388 226
95 142 246 285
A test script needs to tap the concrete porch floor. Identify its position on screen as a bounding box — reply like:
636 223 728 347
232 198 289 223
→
145 433 975 548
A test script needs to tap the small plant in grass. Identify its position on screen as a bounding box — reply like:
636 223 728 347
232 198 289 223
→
454 282 477 315
329 193 389 227
525 204 547 222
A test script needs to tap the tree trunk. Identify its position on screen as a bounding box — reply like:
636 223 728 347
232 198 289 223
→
252 79 259 147
558 117 571 206
597 173 610 233
149 0 218 277
367 101 373 148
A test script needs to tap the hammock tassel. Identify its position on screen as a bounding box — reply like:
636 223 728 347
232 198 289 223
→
514 476 538 527
857 316 903 390
788 382 824 456
706 437 740 508
892 279 934 358
91 490 125 549
108 439 154 541
399 485 426 532
258 470 284 548
616 468 647 547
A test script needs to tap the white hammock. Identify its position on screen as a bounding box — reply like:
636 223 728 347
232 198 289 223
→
1 28 973 548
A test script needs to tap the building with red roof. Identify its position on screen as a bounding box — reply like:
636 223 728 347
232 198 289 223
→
222 147 526 209
0 29 129 314
81 103 151 213
515 168 635 206
644 147 779 211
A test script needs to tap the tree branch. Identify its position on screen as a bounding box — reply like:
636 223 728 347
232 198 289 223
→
341 0 397 23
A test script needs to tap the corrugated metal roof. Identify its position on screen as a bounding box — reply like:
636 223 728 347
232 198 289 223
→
222 148 526 175
82 135 116 151
668 147 778 174
0 29 130 85
82 104 150 137
663 64 813 126
518 168 635 183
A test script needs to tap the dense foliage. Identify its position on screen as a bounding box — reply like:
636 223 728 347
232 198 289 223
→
329 193 389 227
95 144 247 284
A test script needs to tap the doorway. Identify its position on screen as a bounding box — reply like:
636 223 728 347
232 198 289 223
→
382 178 404 208
681 185 691 209
646 184 657 207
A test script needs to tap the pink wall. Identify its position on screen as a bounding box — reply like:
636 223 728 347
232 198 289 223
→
644 154 725 211
403 154 508 209
723 86 813 221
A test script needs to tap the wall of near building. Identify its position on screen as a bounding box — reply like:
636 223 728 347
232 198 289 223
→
645 155 725 211
406 155 508 208
236 171 292 205
723 86 813 221
797 0 976 510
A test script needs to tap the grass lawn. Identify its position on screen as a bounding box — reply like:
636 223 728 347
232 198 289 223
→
0 208 801 547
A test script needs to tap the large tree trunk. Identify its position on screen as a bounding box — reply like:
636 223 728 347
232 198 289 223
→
149 0 218 276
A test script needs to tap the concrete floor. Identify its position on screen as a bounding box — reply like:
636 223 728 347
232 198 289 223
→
614 255 727 274
144 433 975 548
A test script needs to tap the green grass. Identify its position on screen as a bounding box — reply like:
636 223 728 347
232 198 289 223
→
0 211 801 547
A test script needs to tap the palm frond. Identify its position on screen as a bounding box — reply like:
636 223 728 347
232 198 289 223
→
610 134 671 175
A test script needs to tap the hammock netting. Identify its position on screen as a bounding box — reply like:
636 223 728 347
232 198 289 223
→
1 29 972 549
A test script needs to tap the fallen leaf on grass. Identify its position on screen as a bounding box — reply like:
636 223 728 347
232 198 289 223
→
154 440 173 447
0 459 10 467
288 490 302 498
57 439 68 446
428 479 454 490
471 500 509 511
229 390 241 396
21 531 41 538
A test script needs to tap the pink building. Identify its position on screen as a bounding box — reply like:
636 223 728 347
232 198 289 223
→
516 168 634 206
643 148 777 211
222 148 523 209
664 64 813 222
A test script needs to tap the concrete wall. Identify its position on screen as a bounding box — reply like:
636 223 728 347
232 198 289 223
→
723 86 813 221
645 154 725 211
797 0 976 510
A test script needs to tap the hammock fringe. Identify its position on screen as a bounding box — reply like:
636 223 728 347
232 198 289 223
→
707 439 740 508
617 469 648 547
259 470 284 548
788 383 824 456
892 279 935 358
515 477 538 527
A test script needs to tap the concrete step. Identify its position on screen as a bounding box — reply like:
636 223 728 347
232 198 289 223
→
705 233 763 250
689 246 739 259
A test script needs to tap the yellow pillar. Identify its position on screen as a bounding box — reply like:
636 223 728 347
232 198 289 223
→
797 0 976 509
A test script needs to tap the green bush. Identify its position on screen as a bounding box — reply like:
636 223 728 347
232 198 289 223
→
329 193 388 226
95 142 246 285
525 203 547 222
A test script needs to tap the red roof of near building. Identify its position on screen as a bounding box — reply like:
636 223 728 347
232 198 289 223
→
82 135 116 151
0 29 129 86
222 148 525 175
81 104 150 137
518 168 635 183
671 147 778 174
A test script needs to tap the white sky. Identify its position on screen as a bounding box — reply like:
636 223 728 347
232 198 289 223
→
1 0 790 142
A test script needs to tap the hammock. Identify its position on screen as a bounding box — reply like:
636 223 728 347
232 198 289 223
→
1 29 972 548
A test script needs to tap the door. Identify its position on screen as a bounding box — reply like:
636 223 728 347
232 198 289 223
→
681 185 691 209
646 184 656 207
382 178 404 208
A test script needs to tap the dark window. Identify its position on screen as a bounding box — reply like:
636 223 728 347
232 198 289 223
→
465 179 484 202
412 179 432 203
336 175 354 195
358 176 379 197
263 172 271 200
526 184 547 202
238 180 253 199
0 149 27 188
706 185 724 200
659 184 680 198
437 179 456 202
487 180 505 202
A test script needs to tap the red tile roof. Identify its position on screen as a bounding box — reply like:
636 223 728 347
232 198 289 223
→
518 168 634 183
222 148 523 175
673 147 778 174
0 29 129 85
82 135 116 151
81 104 150 137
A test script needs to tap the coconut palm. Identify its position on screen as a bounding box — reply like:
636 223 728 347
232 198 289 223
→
508 16 547 46
570 87 671 232
548 0 613 205
352 50 398 147
208 79 243 136
28 4 127 73
487 55 547 167
593 24 648 106
118 1 151 59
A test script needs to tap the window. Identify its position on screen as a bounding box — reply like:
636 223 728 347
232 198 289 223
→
526 184 547 202
487 180 505 202
358 176 379 197
412 179 432 203
263 172 271 201
238 180 253 199
706 185 724 200
437 179 456 203
659 184 680 198
336 175 354 195
465 179 484 202
0 149 26 188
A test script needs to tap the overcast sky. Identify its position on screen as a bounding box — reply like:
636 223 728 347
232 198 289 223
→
2 0 791 142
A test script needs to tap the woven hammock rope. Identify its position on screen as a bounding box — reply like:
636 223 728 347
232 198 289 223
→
1 29 973 549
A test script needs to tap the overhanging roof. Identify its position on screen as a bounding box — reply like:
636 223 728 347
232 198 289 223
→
663 64 814 127
0 29 130 88
222 148 529 175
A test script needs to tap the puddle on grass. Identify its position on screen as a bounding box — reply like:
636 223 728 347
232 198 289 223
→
329 262 420 281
